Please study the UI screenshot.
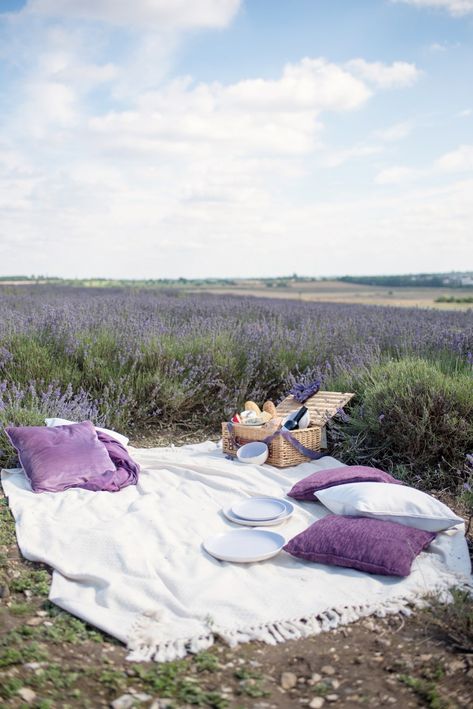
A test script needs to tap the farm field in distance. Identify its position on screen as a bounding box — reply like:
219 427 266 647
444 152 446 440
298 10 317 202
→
0 284 472 708
187 279 473 310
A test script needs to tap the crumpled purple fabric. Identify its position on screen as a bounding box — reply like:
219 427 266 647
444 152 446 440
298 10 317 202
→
79 429 139 492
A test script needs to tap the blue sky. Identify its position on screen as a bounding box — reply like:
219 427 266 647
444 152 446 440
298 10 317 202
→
0 0 472 278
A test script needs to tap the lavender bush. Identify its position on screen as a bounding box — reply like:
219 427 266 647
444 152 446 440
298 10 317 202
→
1 286 472 489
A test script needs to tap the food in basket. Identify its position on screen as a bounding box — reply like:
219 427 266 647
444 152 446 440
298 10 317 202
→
244 401 261 414
263 401 277 417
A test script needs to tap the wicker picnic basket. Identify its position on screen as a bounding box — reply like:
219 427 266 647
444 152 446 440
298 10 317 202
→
222 390 354 468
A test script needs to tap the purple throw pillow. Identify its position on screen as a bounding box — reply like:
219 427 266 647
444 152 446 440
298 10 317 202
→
283 515 435 577
287 465 402 501
5 421 117 493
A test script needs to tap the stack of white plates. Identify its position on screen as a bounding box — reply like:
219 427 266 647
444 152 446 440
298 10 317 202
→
224 497 294 527
203 497 293 563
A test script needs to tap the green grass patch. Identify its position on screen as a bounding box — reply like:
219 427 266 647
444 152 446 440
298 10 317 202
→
399 675 447 709
10 569 50 597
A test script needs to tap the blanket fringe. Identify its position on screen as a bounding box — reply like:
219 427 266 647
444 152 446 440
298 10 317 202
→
126 572 471 663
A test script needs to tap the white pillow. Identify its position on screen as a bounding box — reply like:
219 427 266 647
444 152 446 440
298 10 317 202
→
316 482 463 532
44 418 129 448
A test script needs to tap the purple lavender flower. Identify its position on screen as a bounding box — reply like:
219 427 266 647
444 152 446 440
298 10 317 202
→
289 380 321 403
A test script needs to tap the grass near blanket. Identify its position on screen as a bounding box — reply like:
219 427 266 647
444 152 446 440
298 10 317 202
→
0 431 472 709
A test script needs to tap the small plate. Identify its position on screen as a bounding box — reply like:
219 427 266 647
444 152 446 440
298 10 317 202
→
203 529 285 563
240 419 265 426
223 498 294 526
231 497 286 521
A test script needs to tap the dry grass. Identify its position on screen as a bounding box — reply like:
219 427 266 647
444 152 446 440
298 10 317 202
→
187 280 473 310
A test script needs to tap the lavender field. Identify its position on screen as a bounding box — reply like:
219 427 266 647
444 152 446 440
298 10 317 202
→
1 285 472 492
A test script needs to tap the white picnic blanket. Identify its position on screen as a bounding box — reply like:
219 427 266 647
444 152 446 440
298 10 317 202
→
1 441 471 662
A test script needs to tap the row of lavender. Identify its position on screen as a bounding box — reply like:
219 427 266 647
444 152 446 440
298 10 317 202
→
1 286 472 487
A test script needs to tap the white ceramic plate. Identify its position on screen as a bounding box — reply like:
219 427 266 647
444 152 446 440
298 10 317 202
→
231 497 286 521
223 498 294 526
239 419 265 426
203 529 285 563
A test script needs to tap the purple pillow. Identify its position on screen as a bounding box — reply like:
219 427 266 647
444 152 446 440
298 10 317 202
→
5 421 117 493
283 515 435 577
287 465 402 501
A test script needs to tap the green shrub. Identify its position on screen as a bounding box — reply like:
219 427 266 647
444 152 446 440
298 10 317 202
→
330 358 473 491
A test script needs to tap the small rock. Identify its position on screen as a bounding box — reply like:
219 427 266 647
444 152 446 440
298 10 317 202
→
321 665 335 676
326 696 339 703
110 695 135 709
149 702 173 709
297 677 306 684
23 662 45 670
36 610 48 617
376 638 391 648
446 659 465 675
280 671 298 690
330 679 340 690
134 694 152 702
387 698 397 705
307 673 322 686
419 654 432 662
26 617 43 626
372 655 384 663
309 698 325 709
17 688 36 703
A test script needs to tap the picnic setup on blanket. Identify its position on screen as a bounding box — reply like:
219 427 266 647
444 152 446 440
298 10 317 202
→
1 384 472 662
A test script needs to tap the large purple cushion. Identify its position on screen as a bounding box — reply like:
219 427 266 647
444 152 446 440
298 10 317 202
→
287 465 402 501
5 421 117 493
283 515 435 577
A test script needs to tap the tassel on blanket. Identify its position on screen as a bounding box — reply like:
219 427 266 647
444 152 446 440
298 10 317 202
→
126 567 470 663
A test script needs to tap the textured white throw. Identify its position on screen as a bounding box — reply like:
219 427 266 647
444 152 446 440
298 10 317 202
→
1 441 471 662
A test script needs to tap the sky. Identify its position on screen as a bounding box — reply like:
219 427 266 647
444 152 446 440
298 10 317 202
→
0 0 472 279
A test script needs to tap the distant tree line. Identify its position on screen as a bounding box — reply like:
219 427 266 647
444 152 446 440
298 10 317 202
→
339 274 473 289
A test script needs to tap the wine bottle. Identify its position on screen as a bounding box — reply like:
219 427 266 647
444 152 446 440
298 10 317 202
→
282 406 308 431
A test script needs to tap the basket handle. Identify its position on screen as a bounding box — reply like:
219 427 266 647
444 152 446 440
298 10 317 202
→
227 422 325 461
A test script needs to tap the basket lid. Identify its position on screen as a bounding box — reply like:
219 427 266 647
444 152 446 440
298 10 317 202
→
276 390 354 426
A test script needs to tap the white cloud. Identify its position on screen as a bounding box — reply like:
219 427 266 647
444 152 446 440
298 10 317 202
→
87 58 376 160
375 165 422 184
375 144 473 185
345 59 421 88
375 121 412 141
21 0 242 29
393 0 473 16
226 58 371 112
436 144 473 172
322 144 383 168
457 108 472 118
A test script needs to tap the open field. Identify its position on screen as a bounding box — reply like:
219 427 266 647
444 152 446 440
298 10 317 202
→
187 280 473 310
0 285 472 708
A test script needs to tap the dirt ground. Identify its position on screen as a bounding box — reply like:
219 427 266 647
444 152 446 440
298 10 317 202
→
1 432 472 709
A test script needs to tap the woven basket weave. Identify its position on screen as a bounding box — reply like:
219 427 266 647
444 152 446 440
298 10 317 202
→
222 390 354 468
